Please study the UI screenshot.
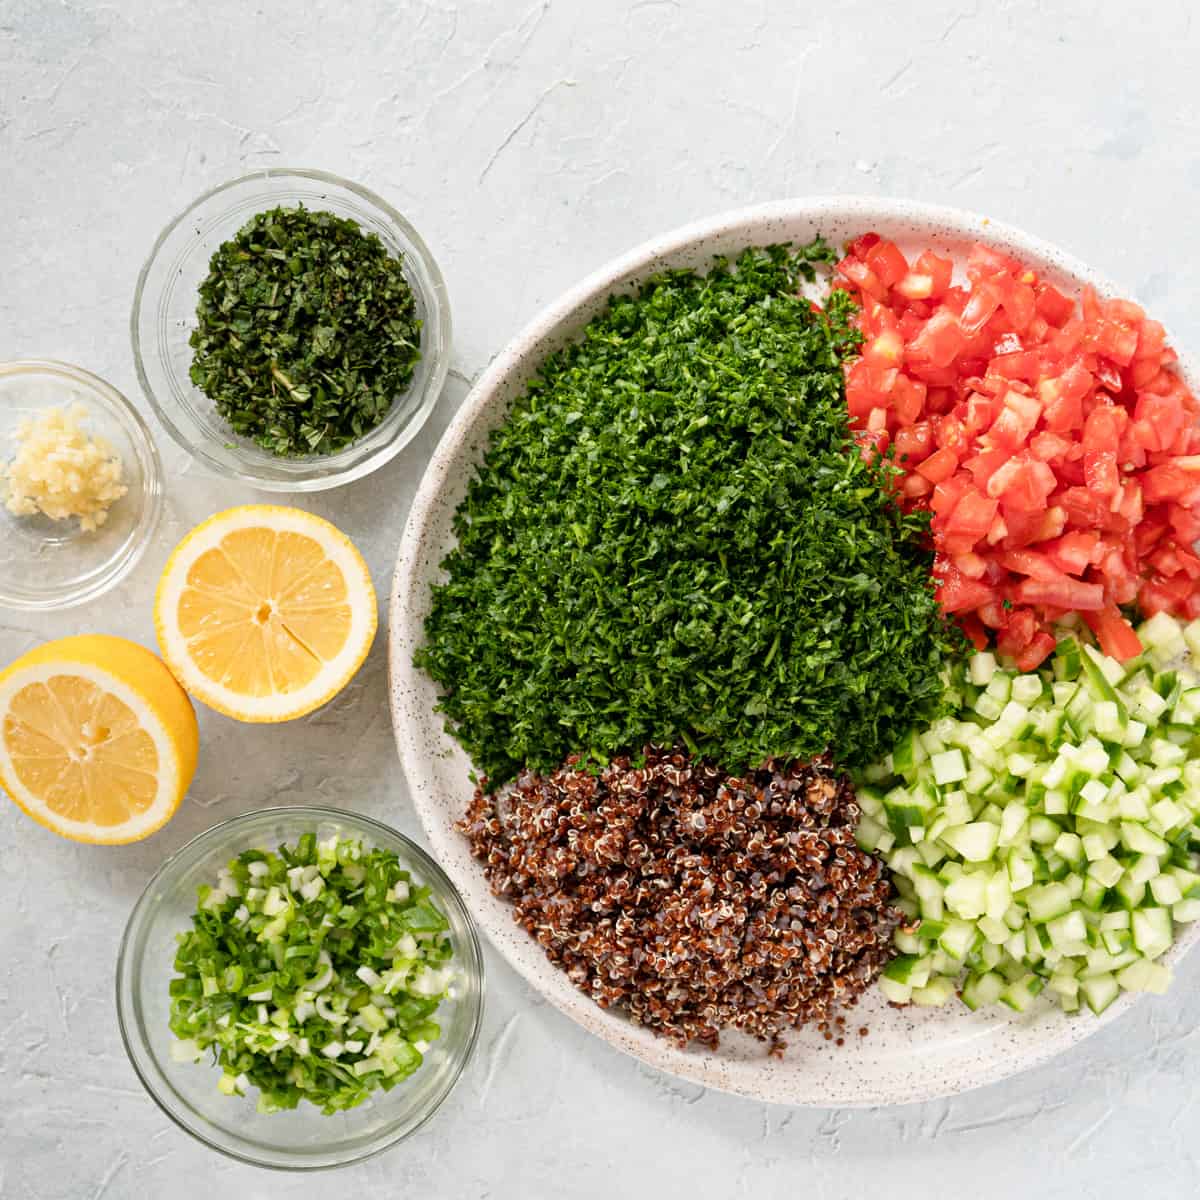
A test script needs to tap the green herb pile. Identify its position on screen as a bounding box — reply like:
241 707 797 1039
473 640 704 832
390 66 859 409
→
169 833 454 1114
189 206 421 456
417 243 963 786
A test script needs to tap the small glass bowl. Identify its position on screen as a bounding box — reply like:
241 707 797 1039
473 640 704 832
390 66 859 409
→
131 168 451 492
116 806 484 1171
0 360 163 610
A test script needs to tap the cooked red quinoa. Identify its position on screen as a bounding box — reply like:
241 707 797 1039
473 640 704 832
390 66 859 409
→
458 748 899 1053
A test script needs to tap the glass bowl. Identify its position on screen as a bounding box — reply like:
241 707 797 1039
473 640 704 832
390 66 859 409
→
131 168 451 492
116 806 484 1171
0 360 163 610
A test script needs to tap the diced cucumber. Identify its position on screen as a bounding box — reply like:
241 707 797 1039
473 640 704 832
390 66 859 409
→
878 976 912 1005
1131 908 1173 960
1026 883 1072 922
940 822 999 863
892 729 925 777
944 872 989 920
931 749 968 786
911 864 945 920
961 971 1005 1010
969 652 999 687
911 977 956 1007
938 919 978 961
866 631 1199 1015
1117 958 1171 995
1080 973 1120 1015
999 973 1044 1012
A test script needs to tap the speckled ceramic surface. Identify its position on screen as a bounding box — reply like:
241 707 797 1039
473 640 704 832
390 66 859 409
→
389 197 1200 1107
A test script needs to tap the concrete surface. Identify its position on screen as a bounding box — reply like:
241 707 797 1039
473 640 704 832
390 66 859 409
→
2 0 1199 1196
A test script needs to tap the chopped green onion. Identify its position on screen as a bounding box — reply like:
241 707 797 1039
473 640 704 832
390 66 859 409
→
168 833 455 1114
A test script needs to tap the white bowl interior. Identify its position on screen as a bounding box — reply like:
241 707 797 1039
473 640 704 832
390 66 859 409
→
388 197 1200 1106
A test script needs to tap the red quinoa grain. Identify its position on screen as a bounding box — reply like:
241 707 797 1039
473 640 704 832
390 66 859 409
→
458 747 899 1054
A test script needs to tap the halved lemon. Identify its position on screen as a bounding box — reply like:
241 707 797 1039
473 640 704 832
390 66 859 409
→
0 635 199 843
154 505 377 722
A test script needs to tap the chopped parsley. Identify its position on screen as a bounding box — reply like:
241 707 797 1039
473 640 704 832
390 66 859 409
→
189 206 421 457
417 243 962 784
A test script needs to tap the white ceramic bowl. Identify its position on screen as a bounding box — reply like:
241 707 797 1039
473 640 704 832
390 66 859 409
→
388 197 1200 1106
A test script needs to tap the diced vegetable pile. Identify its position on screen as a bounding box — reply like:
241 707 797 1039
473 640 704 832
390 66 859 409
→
415 224 1200 1041
169 834 455 1113
858 612 1200 1014
836 234 1200 670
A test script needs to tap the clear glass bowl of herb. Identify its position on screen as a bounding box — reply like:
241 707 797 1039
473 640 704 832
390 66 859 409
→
116 806 484 1171
131 169 451 492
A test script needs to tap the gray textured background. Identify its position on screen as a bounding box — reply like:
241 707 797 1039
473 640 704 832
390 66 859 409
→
2 1 1198 1196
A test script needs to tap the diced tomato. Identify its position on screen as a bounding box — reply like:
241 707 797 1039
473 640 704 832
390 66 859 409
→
1013 575 1105 611
1000 549 1063 582
1139 575 1195 617
838 257 887 302
837 232 1200 646
917 445 960 484
1081 606 1143 661
1135 392 1188 453
1082 403 1128 453
990 456 1056 509
862 329 904 367
891 374 927 425
996 607 1038 658
1085 319 1139 367
954 551 989 579
987 390 1043 452
944 489 999 548
1030 431 1074 462
1143 462 1200 505
1000 279 1037 332
936 566 996 614
1041 531 1100 576
967 242 1021 280
1135 320 1167 361
865 240 909 289
913 251 954 298
1058 486 1109 529
1035 282 1075 328
989 349 1040 383
901 473 933 500
895 272 934 301
1015 630 1057 671
853 425 890 463
1084 451 1120 498
958 612 989 650
908 310 967 368
893 421 934 465
845 232 881 259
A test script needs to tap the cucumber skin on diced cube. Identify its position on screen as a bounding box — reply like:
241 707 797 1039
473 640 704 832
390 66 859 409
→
1081 973 1120 1015
882 953 922 983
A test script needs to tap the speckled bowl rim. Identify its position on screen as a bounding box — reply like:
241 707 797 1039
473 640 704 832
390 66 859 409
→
389 196 1200 1107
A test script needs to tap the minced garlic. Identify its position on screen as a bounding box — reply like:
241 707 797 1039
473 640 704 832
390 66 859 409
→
2 404 127 532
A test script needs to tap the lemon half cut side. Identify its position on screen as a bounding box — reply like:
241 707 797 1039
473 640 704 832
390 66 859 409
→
155 505 378 723
0 635 199 844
